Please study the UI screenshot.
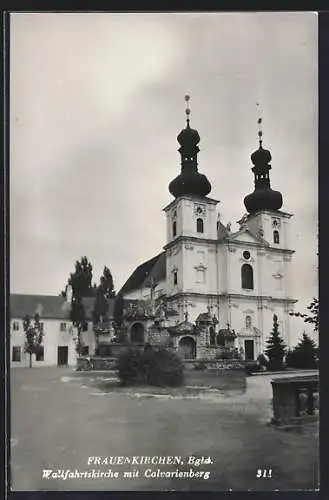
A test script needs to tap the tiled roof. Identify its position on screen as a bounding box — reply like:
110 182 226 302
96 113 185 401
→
10 294 115 321
120 252 166 295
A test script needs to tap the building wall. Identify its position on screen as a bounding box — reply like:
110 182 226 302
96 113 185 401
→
10 318 95 367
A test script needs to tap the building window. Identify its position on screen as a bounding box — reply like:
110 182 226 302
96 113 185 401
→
39 322 44 333
196 268 206 284
60 322 67 332
172 220 177 237
12 346 21 362
243 250 250 260
12 321 19 331
196 218 204 233
173 271 178 285
241 264 254 290
273 230 280 244
83 322 89 331
245 315 252 328
81 345 89 356
36 346 44 362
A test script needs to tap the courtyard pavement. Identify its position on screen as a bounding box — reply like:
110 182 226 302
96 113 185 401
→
10 367 319 491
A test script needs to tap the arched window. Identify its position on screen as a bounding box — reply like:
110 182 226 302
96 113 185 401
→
173 271 178 285
241 264 254 290
172 220 177 237
245 315 252 328
273 230 280 244
196 218 204 233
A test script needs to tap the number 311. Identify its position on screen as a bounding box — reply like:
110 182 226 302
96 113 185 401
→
256 469 272 478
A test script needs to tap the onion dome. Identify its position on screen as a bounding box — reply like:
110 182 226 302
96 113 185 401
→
169 96 212 198
244 118 283 214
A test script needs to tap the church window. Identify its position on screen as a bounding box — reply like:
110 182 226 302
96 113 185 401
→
245 315 252 328
273 230 280 244
172 220 177 237
173 271 178 285
243 250 251 260
241 264 254 290
12 321 19 331
196 218 204 233
196 268 206 284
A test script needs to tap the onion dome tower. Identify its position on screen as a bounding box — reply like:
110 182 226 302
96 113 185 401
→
169 96 211 198
244 118 283 214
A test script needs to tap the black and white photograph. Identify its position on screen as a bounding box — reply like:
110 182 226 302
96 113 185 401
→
9 11 318 492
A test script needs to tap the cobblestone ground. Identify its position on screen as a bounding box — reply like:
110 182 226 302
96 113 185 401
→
10 367 319 491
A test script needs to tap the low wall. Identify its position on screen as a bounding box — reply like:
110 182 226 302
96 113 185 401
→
184 359 245 370
76 357 118 371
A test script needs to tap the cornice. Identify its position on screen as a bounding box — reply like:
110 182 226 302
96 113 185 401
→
163 195 219 212
165 292 298 304
163 235 295 254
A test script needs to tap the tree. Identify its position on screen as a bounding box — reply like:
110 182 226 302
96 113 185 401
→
23 313 44 368
68 256 95 298
63 257 95 355
113 293 125 342
265 314 287 371
92 284 110 353
101 266 116 298
286 332 318 369
289 297 319 333
70 296 88 355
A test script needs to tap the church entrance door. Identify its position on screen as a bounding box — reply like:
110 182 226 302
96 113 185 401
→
244 339 254 361
178 336 196 359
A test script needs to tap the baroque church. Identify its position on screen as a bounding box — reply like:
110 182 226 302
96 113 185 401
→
120 96 297 361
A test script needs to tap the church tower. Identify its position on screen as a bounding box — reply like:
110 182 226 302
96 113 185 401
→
236 119 296 351
163 96 219 318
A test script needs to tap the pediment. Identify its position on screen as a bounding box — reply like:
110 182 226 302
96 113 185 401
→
228 228 268 246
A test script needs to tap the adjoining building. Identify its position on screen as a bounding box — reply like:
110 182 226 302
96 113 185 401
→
10 294 114 367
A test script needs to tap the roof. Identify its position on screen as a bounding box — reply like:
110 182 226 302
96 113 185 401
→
120 252 166 295
10 294 115 321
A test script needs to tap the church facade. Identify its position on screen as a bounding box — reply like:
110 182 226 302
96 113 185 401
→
120 97 297 361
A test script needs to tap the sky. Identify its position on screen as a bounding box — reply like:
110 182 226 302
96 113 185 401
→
10 12 318 338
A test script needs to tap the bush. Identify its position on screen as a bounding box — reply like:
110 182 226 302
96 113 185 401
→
117 347 184 387
257 353 268 370
117 349 144 386
244 361 261 375
194 360 207 371
286 334 318 369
